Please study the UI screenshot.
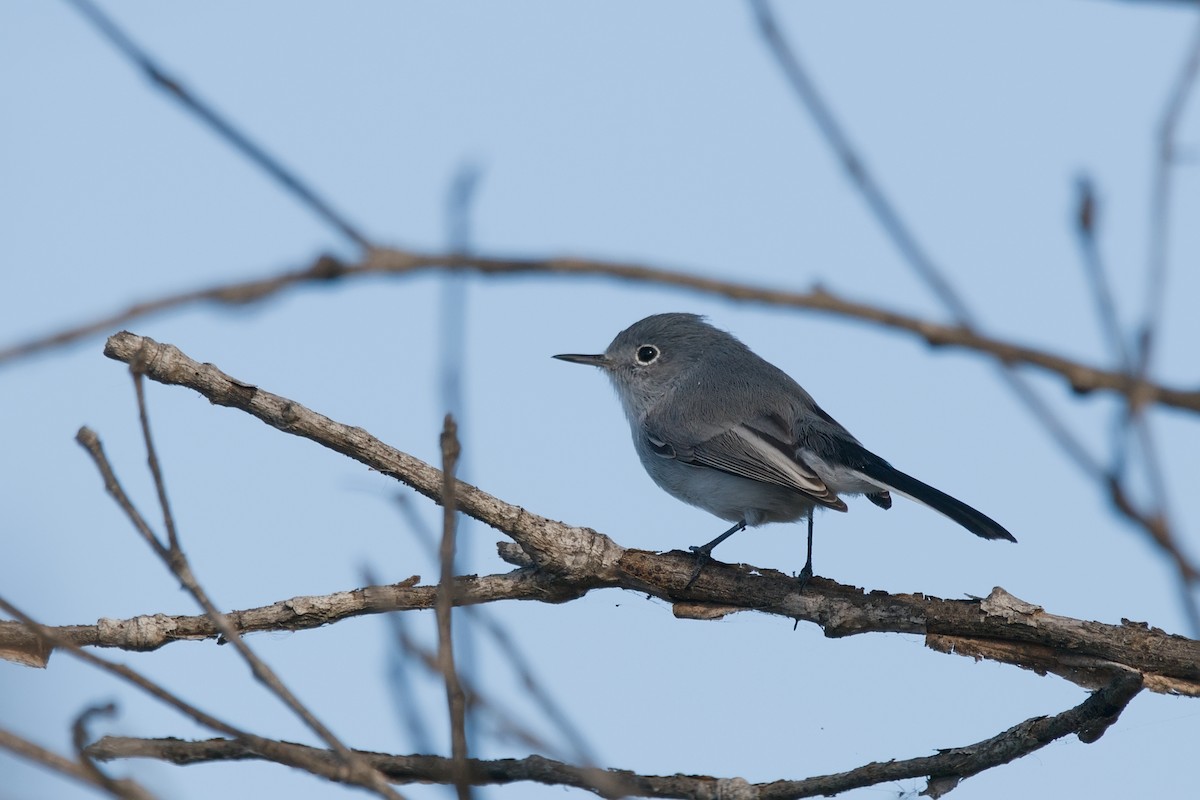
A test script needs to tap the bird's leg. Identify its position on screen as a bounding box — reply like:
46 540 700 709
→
796 514 814 591
684 519 747 589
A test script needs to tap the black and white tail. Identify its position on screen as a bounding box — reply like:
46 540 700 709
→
857 459 1017 543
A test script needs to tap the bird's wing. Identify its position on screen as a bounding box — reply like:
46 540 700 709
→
645 417 847 511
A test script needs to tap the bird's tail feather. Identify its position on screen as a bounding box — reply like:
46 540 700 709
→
855 460 1016 543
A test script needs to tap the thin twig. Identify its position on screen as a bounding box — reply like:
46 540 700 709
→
62 0 371 250
75 429 170 558
437 416 471 800
132 372 180 552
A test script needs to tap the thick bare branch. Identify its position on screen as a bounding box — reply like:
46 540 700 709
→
0 572 579 665
83 672 1144 799
5 331 1171 695
5 570 1194 696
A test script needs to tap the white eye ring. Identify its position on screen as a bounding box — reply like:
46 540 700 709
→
636 345 659 364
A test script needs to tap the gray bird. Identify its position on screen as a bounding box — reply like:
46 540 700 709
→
554 313 1015 586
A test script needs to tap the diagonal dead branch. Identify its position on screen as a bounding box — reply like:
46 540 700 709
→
102 329 618 574
83 672 1143 799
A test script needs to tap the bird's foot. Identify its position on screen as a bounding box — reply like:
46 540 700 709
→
684 546 713 590
795 562 813 593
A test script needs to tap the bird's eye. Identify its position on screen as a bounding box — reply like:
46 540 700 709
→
636 345 659 364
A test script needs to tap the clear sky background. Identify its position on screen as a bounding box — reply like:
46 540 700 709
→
2 2 1198 799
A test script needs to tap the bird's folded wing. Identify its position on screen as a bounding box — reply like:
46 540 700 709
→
646 421 847 511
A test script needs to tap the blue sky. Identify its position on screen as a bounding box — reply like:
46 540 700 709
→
2 2 1198 798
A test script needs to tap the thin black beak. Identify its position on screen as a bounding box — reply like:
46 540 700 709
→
553 353 609 367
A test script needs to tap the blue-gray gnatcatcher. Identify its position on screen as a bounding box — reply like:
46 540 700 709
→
554 313 1016 586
